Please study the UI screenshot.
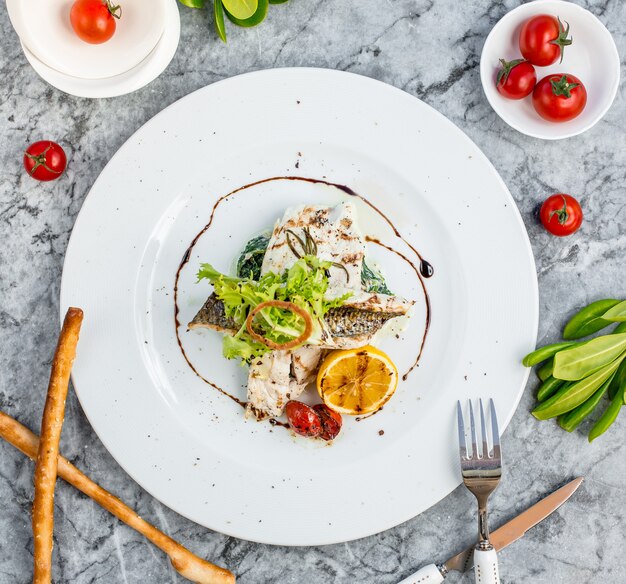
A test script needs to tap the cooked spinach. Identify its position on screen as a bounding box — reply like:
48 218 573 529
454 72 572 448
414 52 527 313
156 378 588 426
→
236 234 270 280
361 260 393 295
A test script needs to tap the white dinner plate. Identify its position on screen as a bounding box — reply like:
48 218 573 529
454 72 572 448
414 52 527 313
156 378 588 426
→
61 68 538 546
19 0 180 99
480 0 620 140
6 0 167 80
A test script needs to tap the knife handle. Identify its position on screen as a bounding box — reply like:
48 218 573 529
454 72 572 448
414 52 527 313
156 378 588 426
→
473 547 500 584
397 563 444 583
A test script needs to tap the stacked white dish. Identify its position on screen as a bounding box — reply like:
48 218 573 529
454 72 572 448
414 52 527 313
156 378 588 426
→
6 0 180 98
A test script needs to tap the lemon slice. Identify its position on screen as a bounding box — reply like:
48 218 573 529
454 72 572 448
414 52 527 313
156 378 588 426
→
316 346 398 415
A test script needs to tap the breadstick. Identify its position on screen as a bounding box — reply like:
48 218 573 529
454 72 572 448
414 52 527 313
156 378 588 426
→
0 410 235 584
32 307 83 584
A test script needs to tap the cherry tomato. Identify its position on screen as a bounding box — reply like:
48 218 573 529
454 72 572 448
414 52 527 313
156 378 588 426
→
313 404 343 441
519 15 572 67
70 0 121 45
24 141 67 181
285 401 322 438
533 74 587 122
540 194 583 237
496 59 536 100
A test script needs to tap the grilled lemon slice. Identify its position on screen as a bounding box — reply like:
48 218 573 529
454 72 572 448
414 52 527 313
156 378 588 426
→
316 346 398 415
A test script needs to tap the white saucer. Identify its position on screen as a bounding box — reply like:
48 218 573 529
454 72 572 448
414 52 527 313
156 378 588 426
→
480 0 620 140
20 0 180 99
7 0 167 80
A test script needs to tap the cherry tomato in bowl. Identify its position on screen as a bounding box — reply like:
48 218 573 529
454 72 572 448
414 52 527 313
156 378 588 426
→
24 141 67 181
540 194 583 237
496 58 536 100
519 14 572 66
533 74 587 122
70 0 122 45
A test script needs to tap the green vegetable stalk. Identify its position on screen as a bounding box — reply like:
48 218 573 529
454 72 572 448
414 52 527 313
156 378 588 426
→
524 298 626 441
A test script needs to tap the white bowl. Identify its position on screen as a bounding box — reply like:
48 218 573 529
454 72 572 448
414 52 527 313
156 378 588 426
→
6 0 167 80
19 0 180 99
480 0 620 140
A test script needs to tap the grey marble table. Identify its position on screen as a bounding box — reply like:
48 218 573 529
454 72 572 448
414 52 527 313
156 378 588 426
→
1 1 625 582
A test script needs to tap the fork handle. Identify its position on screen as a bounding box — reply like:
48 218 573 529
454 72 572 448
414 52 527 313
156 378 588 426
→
397 563 444 583
473 547 500 584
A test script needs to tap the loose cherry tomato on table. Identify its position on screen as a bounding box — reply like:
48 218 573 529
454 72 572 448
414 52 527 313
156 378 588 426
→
313 404 342 441
519 14 572 66
24 141 67 181
496 58 536 100
70 0 121 45
540 194 583 237
285 401 322 438
533 74 587 122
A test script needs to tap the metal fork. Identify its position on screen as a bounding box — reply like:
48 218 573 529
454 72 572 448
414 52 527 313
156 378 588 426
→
457 399 502 584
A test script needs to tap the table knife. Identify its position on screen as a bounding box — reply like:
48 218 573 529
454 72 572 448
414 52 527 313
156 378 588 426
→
397 477 583 583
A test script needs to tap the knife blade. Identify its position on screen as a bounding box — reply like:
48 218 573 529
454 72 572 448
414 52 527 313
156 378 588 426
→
442 477 584 575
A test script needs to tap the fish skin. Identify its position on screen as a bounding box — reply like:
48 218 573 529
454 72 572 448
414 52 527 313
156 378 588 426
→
324 306 399 337
188 293 409 338
188 294 236 333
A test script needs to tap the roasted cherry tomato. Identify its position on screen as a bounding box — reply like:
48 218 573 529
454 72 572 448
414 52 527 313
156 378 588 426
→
70 0 121 45
496 58 536 100
540 194 583 237
313 404 343 441
532 74 587 122
285 401 322 437
23 141 67 181
519 14 572 66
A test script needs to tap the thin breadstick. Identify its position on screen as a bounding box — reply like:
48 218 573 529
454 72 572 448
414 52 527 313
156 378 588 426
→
0 410 236 583
33 307 83 584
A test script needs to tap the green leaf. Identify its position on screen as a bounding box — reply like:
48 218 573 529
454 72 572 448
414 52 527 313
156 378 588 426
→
226 0 268 26
614 322 626 334
563 299 620 340
222 0 258 20
269 0 288 3
589 390 623 442
214 0 227 43
536 375 564 402
553 333 626 380
558 377 611 432
178 0 206 8
537 358 554 382
533 359 622 420
522 341 577 367
602 300 626 322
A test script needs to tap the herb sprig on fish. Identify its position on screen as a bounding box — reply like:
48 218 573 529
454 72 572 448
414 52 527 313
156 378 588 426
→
286 228 350 283
197 257 352 363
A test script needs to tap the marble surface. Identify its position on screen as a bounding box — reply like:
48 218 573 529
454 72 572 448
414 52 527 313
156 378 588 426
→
1 0 625 582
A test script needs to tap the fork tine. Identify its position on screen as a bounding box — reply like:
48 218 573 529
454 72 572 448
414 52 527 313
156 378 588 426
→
456 401 467 459
468 400 477 459
479 399 488 459
490 398 501 459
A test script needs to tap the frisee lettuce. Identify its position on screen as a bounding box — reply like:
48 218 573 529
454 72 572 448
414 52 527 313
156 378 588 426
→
197 256 351 363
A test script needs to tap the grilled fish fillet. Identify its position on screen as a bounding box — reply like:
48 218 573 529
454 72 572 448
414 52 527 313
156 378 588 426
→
246 351 293 420
261 203 364 300
189 202 413 420
189 293 411 339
